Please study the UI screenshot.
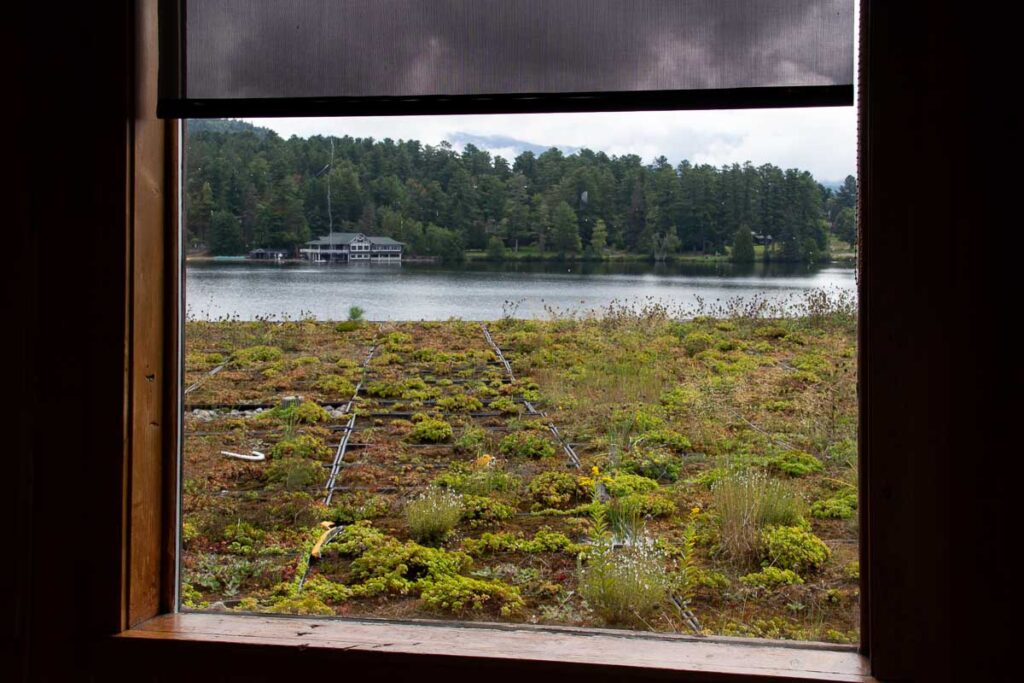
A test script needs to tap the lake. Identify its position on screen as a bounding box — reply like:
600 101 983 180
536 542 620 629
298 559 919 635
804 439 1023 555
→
185 260 856 321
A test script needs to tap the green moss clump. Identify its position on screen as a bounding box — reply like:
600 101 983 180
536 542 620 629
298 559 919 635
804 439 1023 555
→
408 418 454 443
436 394 484 412
349 534 471 589
810 488 857 519
462 529 582 556
638 429 691 453
600 472 660 498
660 385 699 411
740 567 805 589
764 450 824 477
614 492 676 518
221 521 266 555
460 495 515 527
761 526 831 572
499 432 556 459
302 574 353 604
334 320 361 332
753 324 788 339
366 380 403 398
264 400 330 424
267 593 334 615
453 425 488 454
489 396 522 414
683 331 715 356
419 574 524 617
316 374 356 397
270 434 330 459
231 345 283 366
621 448 682 482
528 471 586 509
180 582 207 608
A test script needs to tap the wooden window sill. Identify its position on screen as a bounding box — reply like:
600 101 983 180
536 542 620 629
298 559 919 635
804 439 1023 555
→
115 613 874 682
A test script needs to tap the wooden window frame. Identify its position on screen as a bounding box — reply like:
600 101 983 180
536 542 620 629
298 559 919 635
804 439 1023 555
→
19 0 979 680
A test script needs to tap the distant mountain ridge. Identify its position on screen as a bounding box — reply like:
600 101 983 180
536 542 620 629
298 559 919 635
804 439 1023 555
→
448 132 581 158
187 119 274 138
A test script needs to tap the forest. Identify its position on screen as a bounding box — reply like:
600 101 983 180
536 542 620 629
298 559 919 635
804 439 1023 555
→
185 119 857 262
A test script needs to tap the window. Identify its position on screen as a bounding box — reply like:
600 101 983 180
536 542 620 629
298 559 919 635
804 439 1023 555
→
18 1 1005 681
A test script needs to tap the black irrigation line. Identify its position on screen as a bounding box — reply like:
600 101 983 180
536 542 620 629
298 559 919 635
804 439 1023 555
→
366 397 530 406
324 343 379 507
361 410 505 419
481 325 702 634
183 359 229 396
481 325 582 470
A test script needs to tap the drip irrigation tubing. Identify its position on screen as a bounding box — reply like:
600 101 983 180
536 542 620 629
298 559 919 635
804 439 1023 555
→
184 360 229 396
324 343 378 507
481 325 581 470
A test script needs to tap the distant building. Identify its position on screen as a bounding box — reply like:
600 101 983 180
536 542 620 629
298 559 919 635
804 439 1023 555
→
300 232 403 263
247 247 288 260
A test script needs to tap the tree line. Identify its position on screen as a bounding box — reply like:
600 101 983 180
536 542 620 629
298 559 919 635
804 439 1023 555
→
186 119 857 262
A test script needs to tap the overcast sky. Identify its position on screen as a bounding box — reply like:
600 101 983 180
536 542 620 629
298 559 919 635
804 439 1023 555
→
247 105 855 183
242 2 857 183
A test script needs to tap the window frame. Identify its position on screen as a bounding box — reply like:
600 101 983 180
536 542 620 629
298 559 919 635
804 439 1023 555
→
102 0 894 680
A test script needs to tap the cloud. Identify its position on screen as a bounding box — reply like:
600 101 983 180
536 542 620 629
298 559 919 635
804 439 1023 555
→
249 106 855 181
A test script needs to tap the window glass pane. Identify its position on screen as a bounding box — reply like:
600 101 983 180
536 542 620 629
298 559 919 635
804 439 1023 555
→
180 105 859 644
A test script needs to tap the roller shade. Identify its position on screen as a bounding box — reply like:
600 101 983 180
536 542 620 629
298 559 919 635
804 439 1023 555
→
159 0 853 118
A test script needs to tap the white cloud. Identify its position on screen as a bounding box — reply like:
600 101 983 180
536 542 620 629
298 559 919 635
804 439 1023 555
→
248 106 855 182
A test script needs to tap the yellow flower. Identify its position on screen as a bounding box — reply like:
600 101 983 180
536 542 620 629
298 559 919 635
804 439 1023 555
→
474 454 494 468
691 506 701 516
591 466 600 476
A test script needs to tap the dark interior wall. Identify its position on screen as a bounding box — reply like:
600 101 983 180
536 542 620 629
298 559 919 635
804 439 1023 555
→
861 2 1013 680
7 3 132 680
5 2 1012 681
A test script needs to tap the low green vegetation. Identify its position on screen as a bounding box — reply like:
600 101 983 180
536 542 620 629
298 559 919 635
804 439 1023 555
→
184 295 858 640
405 489 464 544
408 418 454 443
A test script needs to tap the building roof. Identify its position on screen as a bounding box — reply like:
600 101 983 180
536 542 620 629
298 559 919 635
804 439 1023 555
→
306 232 403 246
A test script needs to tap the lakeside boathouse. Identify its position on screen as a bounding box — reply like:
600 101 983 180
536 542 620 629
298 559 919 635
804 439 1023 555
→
300 232 403 263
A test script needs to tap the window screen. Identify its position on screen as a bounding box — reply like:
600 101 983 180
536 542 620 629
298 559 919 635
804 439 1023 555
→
161 0 853 117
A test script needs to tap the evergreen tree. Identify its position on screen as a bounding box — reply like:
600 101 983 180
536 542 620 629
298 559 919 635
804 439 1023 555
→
187 181 215 247
209 210 244 255
486 235 507 261
184 121 843 263
589 219 608 254
731 224 755 263
835 207 857 246
551 201 582 256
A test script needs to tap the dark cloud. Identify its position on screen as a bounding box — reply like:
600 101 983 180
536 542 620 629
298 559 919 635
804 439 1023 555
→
187 0 853 99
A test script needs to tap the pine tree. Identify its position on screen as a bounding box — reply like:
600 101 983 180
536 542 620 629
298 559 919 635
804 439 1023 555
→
486 235 507 261
209 210 244 255
589 219 608 254
731 224 755 263
551 201 582 256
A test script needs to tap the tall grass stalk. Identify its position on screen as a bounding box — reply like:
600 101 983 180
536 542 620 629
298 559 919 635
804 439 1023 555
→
712 471 802 564
405 488 463 544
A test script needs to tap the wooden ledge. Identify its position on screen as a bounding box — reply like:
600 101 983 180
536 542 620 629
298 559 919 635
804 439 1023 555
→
114 613 874 682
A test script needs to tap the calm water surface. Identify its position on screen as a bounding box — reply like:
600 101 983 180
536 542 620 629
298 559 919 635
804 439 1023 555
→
186 260 856 321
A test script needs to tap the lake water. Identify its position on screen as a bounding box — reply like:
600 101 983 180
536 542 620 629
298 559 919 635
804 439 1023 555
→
186 260 856 321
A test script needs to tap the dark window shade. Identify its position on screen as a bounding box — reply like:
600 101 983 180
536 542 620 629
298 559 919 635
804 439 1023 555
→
160 0 853 118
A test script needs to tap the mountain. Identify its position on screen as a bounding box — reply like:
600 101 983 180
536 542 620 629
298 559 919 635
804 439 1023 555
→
448 132 580 158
